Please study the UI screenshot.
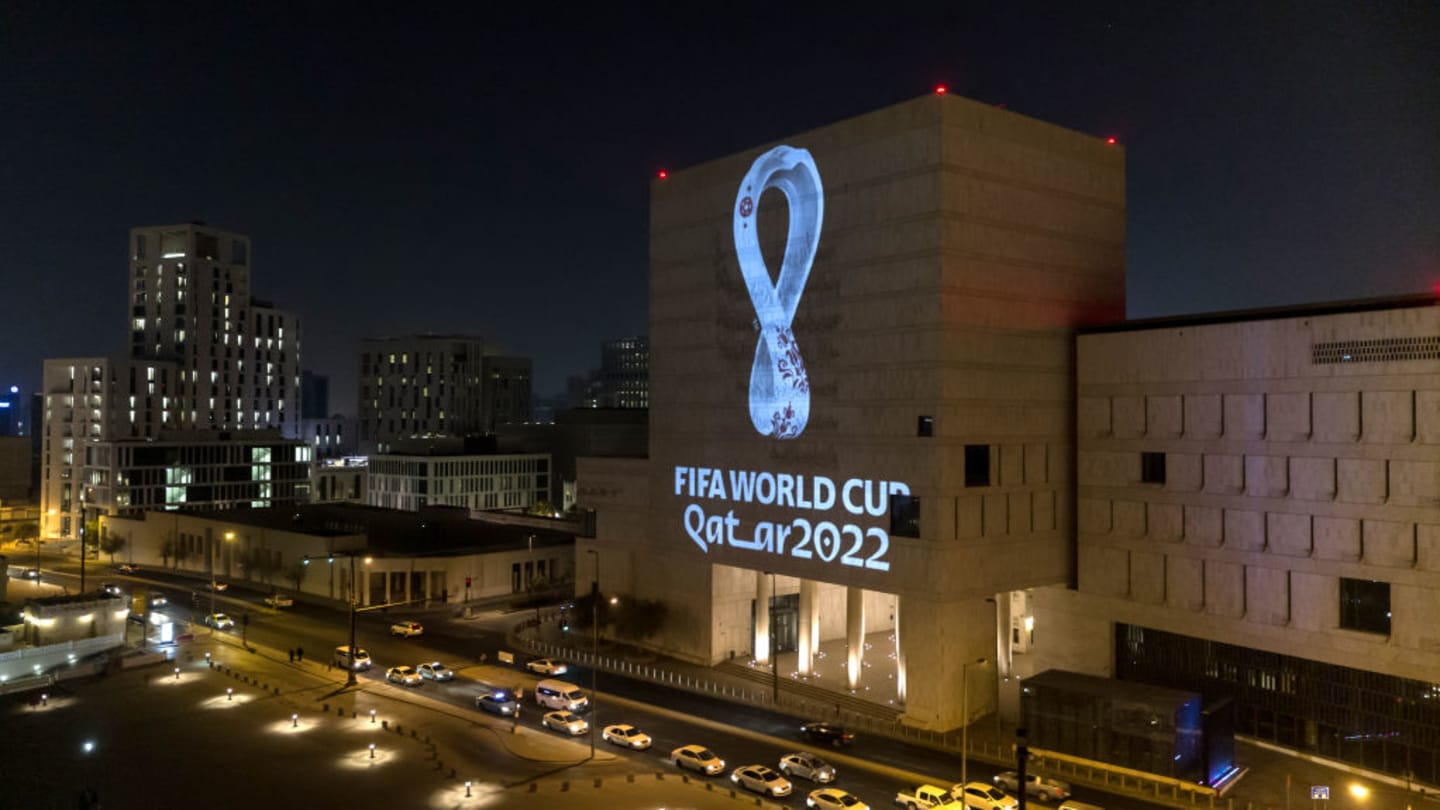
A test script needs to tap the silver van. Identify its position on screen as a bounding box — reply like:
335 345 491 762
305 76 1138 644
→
534 679 588 712
334 645 372 671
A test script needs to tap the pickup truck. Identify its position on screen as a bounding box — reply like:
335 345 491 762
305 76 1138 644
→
895 784 964 809
263 594 295 608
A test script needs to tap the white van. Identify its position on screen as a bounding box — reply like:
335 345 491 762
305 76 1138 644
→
334 645 372 671
534 679 589 712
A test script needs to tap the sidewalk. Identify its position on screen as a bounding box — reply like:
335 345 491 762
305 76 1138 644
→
508 616 1439 810
1 632 777 810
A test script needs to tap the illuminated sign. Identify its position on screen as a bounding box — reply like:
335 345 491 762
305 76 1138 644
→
733 145 823 439
675 466 905 571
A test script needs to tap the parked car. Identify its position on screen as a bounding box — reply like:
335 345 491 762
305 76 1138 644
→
389 621 424 638
525 658 568 675
895 784 965 810
202 613 235 630
333 646 373 671
386 666 422 686
116 563 140 574
476 691 521 716
542 710 588 735
263 594 294 608
808 787 869 809
992 771 1071 803
418 662 454 681
148 592 168 607
800 722 854 747
19 568 40 580
671 744 725 775
202 581 228 592
731 765 792 797
98 582 124 597
779 752 836 783
955 782 1017 810
602 724 652 750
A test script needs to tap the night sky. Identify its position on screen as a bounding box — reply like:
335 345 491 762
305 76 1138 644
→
2 2 1436 414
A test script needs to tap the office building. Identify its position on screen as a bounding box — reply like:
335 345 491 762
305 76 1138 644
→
368 443 550 512
357 335 531 453
568 336 650 409
0 385 25 436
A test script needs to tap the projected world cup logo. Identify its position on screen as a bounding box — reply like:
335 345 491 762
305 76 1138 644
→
733 146 824 439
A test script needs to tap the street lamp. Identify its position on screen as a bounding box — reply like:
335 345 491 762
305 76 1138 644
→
208 531 235 623
961 657 987 791
764 570 778 702
585 548 599 761
305 550 364 687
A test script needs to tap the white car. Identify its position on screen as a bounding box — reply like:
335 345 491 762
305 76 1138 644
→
526 658 567 675
780 752 836 783
389 621 424 637
202 581 229 592
731 765 792 797
956 782 1018 810
386 665 423 686
203 613 235 630
672 745 725 775
263 594 295 608
542 710 588 735
808 788 869 810
602 724 652 750
418 662 454 681
992 771 1071 803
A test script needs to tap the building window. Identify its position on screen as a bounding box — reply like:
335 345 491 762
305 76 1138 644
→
1141 452 1167 484
1339 578 1390 635
890 495 920 538
964 445 990 487
917 415 934 437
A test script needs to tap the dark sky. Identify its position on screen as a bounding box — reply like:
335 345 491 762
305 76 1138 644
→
2 2 1436 414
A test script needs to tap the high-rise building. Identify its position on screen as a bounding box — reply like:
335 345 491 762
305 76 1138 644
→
357 335 531 453
41 224 305 538
568 336 650 409
127 223 301 438
0 385 26 436
301 370 329 419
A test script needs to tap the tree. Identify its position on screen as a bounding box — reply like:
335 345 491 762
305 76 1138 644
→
160 536 176 569
82 519 101 559
173 542 191 571
282 560 308 593
14 520 39 544
100 533 127 563
612 597 670 641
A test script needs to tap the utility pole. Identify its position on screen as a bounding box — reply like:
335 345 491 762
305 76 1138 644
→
1016 726 1029 810
961 657 987 791
585 548 599 761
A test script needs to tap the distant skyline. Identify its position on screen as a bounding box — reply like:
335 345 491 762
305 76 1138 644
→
2 2 1435 415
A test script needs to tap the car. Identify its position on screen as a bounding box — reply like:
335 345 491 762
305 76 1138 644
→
992 771 1071 803
526 658 567 675
386 665 422 686
808 787 869 809
418 662 454 681
389 621 424 637
20 568 40 580
476 691 521 716
117 563 140 574
671 744 725 775
202 613 235 630
98 582 124 597
148 592 168 607
779 753 836 783
731 765 792 797
263 594 295 608
202 581 229 592
800 722 855 747
956 782 1018 810
542 710 588 735
602 724 652 750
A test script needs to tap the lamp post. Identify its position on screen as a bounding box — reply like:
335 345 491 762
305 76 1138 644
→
585 548 598 761
961 656 987 791
765 570 778 702
208 531 234 622
303 550 363 686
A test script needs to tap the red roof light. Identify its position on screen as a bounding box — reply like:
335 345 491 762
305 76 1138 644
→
1106 137 1117 145
657 170 668 179
934 84 947 95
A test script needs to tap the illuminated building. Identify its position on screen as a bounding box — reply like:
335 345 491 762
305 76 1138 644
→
577 91 1440 786
578 92 1126 731
367 441 550 512
41 224 304 538
0 384 25 436
357 335 531 453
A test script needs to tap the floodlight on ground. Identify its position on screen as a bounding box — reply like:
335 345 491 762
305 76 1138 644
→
226 687 233 701
292 713 299 728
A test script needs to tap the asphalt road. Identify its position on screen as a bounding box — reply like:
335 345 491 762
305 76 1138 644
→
25 559 1165 810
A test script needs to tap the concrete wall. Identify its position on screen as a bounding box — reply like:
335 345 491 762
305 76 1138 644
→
1071 302 1440 684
